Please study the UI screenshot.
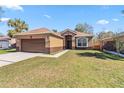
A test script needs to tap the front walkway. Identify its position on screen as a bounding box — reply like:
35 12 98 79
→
0 50 69 67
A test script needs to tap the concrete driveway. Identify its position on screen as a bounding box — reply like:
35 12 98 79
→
0 52 43 67
0 50 68 67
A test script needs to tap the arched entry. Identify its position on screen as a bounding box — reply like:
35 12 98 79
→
65 35 72 49
61 29 76 49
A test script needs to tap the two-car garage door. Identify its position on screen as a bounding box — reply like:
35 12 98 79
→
21 39 45 53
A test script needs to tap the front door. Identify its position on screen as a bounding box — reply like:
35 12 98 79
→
65 35 72 49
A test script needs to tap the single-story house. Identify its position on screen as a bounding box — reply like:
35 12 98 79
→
15 28 93 54
100 37 116 51
98 32 124 51
0 36 10 49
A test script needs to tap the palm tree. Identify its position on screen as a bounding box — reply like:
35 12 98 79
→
7 18 28 37
121 10 124 15
52 29 58 32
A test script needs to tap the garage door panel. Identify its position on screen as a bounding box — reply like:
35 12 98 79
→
21 39 45 53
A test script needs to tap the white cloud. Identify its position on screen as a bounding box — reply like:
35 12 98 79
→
97 19 109 25
0 17 10 22
3 5 23 11
43 14 51 19
112 18 119 21
102 6 110 9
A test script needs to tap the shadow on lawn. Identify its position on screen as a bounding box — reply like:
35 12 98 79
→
77 52 124 61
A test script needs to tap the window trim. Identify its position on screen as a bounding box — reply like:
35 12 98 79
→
76 37 88 47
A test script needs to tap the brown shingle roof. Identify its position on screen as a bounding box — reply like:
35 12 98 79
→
15 28 63 38
61 28 76 35
74 31 93 37
60 28 93 37
15 28 50 35
0 36 10 41
15 28 93 38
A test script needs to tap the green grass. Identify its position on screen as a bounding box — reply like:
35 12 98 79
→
0 49 16 54
0 50 124 88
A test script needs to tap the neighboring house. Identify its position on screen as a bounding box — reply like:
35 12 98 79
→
0 36 10 49
116 32 124 42
100 37 116 51
15 28 93 54
99 32 124 51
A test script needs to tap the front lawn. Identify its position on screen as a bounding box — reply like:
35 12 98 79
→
0 49 16 54
0 50 124 87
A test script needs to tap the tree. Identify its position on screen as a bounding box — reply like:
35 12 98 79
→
7 30 16 38
96 31 114 39
7 19 28 37
96 31 106 39
52 29 58 32
121 10 124 15
75 23 93 33
114 32 124 53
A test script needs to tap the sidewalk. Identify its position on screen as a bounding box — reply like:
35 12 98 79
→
103 49 124 58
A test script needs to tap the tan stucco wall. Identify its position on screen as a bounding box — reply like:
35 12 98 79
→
72 37 75 49
16 39 21 51
49 35 64 53
16 34 47 39
49 35 63 48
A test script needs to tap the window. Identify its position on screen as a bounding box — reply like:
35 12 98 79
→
76 37 88 47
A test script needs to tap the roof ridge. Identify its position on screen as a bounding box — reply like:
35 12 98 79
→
75 31 93 34
29 27 50 32
15 27 63 39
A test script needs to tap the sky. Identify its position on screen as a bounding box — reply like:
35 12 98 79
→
0 5 124 35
